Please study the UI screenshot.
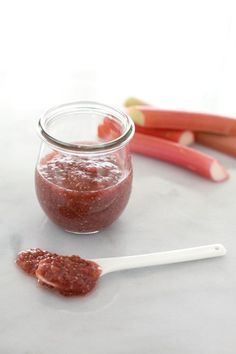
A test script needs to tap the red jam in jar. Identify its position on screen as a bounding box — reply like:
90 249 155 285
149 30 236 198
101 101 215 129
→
35 153 132 233
36 102 134 234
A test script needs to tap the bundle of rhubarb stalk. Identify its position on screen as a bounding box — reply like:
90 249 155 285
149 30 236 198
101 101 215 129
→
98 97 236 182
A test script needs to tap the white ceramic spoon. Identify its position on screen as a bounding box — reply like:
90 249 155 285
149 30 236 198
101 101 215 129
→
94 244 226 276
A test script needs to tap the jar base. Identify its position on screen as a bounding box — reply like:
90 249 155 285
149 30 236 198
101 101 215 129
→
65 229 100 235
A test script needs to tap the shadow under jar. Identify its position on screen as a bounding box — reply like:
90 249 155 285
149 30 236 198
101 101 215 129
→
35 101 135 234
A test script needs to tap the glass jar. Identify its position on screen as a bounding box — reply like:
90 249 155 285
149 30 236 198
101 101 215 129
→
35 101 134 234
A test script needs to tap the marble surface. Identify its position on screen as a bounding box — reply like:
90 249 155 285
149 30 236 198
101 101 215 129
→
1 106 236 354
1 1 236 353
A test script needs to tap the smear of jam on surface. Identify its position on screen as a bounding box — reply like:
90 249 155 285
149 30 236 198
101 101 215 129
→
16 248 58 275
16 248 101 296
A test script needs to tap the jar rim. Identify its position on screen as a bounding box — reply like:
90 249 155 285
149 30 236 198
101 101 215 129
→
38 101 135 153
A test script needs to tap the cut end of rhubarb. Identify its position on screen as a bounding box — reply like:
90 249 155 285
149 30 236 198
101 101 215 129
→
124 97 147 107
210 161 229 182
127 107 145 126
179 131 195 146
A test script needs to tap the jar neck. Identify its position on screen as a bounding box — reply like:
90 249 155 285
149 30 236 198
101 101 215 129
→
38 101 134 154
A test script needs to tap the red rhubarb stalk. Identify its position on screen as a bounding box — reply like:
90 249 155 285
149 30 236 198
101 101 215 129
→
131 133 229 182
103 117 122 135
127 106 236 135
196 133 236 158
97 122 119 141
102 116 194 146
124 97 194 145
97 123 228 182
135 125 194 145
97 123 112 140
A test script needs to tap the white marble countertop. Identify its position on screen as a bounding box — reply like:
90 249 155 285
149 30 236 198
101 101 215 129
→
1 1 236 353
1 106 236 354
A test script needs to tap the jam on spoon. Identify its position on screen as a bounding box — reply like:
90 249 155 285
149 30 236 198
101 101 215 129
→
16 248 101 296
16 244 226 297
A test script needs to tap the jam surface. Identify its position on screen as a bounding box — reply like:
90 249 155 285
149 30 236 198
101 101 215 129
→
16 248 101 296
36 255 101 296
16 248 57 275
35 153 132 233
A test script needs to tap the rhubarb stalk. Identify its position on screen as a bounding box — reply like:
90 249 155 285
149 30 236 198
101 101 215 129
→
196 133 236 158
124 97 148 108
131 133 228 182
97 122 228 182
135 125 194 145
127 106 236 136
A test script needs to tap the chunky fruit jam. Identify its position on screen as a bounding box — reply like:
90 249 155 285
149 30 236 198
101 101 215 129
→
16 248 101 296
16 248 58 275
35 153 132 233
36 255 101 296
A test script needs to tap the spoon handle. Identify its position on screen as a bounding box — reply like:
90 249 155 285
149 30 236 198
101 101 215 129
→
96 244 226 275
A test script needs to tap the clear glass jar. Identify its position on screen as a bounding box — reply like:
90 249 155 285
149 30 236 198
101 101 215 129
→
35 101 134 234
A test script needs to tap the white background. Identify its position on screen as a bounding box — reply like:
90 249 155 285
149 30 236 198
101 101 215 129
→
0 0 236 113
1 1 236 354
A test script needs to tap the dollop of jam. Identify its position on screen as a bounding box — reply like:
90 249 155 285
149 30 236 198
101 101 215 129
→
16 248 101 296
